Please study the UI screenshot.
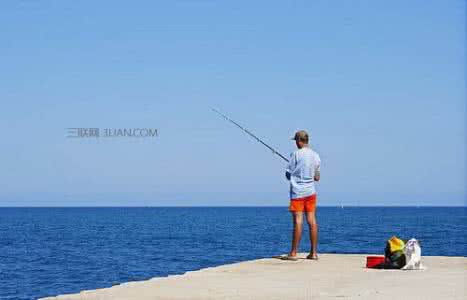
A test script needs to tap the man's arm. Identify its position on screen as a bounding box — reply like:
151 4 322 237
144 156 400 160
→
285 152 295 181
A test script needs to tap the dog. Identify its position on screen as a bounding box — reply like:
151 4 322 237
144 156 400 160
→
402 238 425 270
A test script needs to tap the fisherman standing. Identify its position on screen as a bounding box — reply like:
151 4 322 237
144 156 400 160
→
283 130 321 260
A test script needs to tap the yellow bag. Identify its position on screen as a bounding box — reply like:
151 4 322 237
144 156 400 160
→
388 236 405 253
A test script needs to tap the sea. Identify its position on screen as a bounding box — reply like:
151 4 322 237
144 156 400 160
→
0 207 465 300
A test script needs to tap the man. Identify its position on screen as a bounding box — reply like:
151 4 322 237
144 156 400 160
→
283 130 321 261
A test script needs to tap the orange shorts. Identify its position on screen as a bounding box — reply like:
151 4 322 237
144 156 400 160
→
289 194 317 213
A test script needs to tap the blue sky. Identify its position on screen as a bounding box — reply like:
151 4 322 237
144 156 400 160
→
0 1 465 206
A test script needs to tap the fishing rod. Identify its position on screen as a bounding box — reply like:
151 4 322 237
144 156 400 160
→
211 108 289 163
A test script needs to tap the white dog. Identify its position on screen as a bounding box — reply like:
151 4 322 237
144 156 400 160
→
402 238 425 270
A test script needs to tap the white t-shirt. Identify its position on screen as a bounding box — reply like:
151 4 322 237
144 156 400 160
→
286 147 321 199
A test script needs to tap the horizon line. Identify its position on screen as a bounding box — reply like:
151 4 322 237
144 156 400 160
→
0 205 465 208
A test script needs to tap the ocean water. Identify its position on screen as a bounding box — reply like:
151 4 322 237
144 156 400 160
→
0 207 465 299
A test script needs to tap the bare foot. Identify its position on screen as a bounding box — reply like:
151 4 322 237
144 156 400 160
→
306 253 319 260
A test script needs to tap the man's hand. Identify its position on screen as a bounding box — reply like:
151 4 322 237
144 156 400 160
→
314 171 320 182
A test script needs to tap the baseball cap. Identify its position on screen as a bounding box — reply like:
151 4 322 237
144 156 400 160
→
291 130 309 142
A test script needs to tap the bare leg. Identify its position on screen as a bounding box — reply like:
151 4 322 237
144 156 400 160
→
289 212 303 257
306 211 318 259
